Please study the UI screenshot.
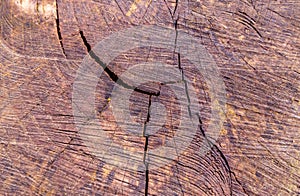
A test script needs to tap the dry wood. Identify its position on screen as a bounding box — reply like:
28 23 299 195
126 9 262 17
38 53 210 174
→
0 0 299 195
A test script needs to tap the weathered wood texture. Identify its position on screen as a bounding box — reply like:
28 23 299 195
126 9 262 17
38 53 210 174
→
0 0 300 195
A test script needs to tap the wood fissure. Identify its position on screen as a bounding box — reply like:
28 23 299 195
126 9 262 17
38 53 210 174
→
55 0 67 57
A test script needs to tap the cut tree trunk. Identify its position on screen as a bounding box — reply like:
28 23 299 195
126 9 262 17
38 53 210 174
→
0 0 299 195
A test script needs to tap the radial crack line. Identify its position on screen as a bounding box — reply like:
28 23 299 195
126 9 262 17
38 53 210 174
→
143 95 152 196
177 53 192 117
55 0 67 57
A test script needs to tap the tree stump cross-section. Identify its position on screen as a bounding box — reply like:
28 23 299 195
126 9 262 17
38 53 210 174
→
0 0 300 195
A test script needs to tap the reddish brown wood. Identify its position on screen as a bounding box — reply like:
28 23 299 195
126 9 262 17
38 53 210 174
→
0 0 299 195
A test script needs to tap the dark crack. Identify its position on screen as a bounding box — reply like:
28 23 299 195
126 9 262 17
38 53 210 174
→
196 115 232 195
163 0 179 20
225 10 262 38
171 18 191 195
231 170 248 195
294 70 300 75
238 18 262 38
236 11 256 25
236 12 262 38
143 95 152 196
79 30 160 97
177 53 192 117
172 16 192 195
55 0 67 57
174 18 179 51
173 0 179 17
163 0 173 19
196 114 248 195
36 1 39 14
78 29 170 196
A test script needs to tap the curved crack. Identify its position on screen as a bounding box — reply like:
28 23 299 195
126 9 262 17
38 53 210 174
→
55 0 67 58
78 30 160 97
196 114 248 195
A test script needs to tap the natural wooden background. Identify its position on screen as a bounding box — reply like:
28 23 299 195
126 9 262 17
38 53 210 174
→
0 0 300 195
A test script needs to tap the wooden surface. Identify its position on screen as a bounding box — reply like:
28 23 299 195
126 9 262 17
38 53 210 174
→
0 0 300 195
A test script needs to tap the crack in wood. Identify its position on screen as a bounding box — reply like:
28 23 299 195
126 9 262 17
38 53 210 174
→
139 95 152 196
173 0 179 17
224 10 262 38
173 20 192 118
196 114 248 195
55 0 67 58
143 95 151 196
76 13 244 195
236 11 256 25
78 30 160 97
178 53 192 117
163 0 173 19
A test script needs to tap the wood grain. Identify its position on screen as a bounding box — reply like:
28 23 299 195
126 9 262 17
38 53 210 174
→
0 0 299 195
